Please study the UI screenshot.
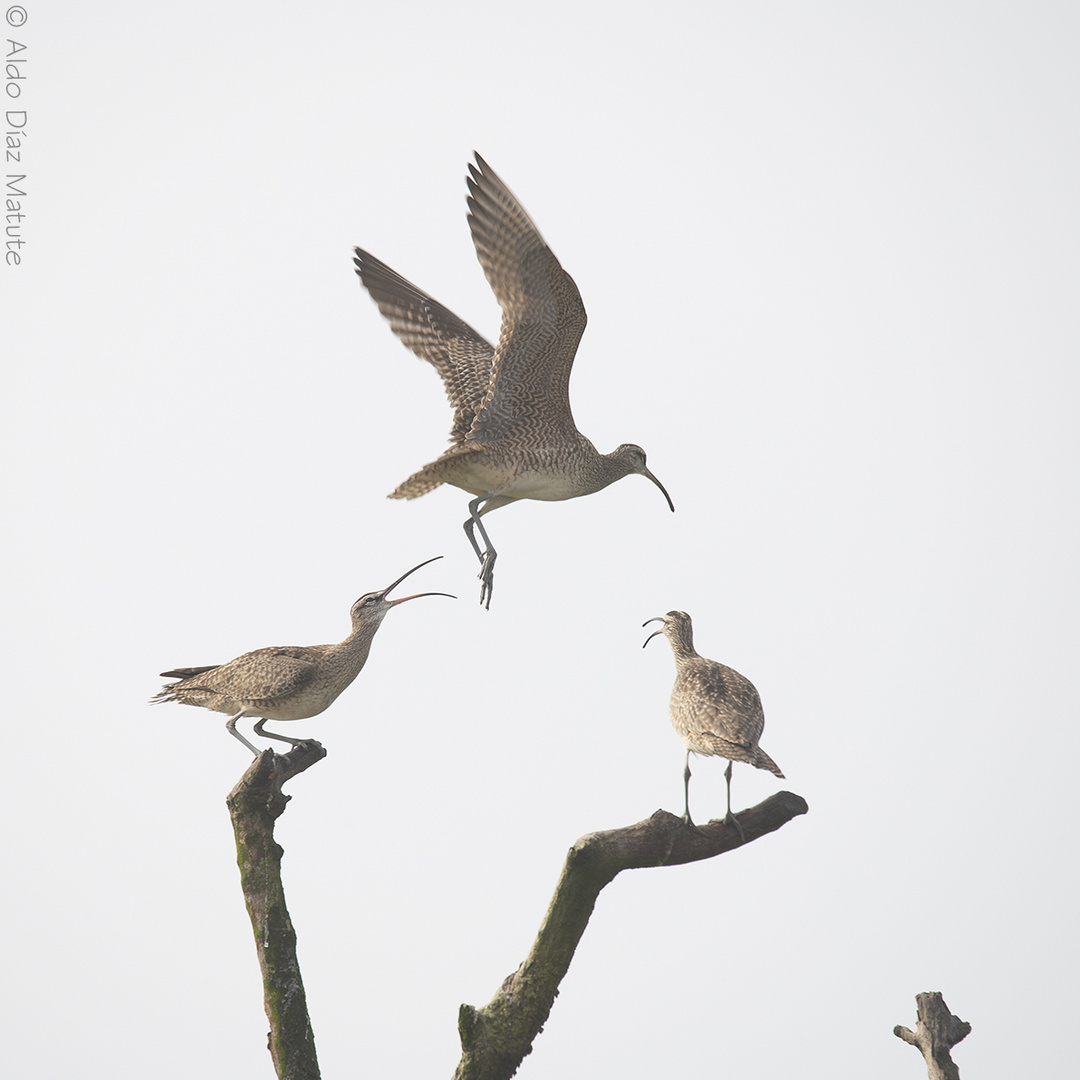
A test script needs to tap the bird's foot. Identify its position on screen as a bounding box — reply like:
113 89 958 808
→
268 739 327 783
478 550 496 609
278 737 319 752
724 810 746 844
277 738 323 761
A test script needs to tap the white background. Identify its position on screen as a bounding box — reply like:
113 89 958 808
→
2 2 1077 1077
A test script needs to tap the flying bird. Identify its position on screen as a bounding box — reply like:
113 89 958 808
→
151 557 453 755
644 610 783 836
354 153 674 608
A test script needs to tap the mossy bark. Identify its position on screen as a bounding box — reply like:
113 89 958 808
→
227 743 327 1080
453 790 809 1080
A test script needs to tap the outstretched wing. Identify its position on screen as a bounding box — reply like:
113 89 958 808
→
466 153 588 441
354 248 496 444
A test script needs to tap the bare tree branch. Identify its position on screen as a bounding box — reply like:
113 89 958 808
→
453 790 809 1080
227 742 327 1080
894 991 971 1080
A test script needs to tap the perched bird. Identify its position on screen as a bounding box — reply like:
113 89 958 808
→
354 152 674 608
151 557 453 755
643 610 783 835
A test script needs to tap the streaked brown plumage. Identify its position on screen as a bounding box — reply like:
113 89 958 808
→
644 610 783 834
151 558 453 755
354 153 673 608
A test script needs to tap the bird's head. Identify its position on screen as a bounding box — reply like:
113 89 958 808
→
611 444 675 512
350 556 455 630
642 610 694 651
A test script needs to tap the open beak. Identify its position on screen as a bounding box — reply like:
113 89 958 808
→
388 591 456 606
381 556 456 604
642 616 666 648
643 468 675 513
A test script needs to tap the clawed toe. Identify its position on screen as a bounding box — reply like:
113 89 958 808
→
478 551 497 609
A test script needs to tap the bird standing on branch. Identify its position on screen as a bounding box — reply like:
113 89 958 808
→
644 610 784 837
152 557 453 754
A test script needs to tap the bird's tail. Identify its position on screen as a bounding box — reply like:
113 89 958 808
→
752 746 785 778
149 665 221 707
388 444 485 500
695 733 785 779
389 466 445 500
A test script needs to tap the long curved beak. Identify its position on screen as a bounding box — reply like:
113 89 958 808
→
388 590 456 606
642 616 666 648
382 556 455 604
643 468 675 513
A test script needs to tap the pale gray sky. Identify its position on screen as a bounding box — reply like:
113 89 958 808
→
3 2 1078 1077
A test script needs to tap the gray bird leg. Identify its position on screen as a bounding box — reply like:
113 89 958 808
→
682 749 694 825
226 712 262 757
464 494 498 609
252 718 307 749
723 760 745 843
462 498 487 562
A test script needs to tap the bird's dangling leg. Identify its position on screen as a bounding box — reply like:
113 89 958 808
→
253 718 308 749
225 712 262 757
723 759 745 843
464 494 499 609
682 749 695 826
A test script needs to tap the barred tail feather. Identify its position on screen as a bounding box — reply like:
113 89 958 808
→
697 732 785 778
753 746 785 778
389 468 446 500
150 665 225 708
388 444 485 500
150 685 205 707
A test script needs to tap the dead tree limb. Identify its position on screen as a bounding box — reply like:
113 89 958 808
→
226 742 327 1080
453 789 809 1080
894 991 971 1080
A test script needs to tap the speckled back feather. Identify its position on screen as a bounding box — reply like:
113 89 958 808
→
658 610 784 778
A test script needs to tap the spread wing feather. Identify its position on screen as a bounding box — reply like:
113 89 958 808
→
354 248 495 443
465 153 587 441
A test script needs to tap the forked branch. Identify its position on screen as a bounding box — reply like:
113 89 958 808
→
894 992 970 1080
453 790 809 1080
227 742 327 1080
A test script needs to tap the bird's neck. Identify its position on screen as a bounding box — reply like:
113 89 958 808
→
335 627 379 676
668 633 699 664
597 450 632 485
